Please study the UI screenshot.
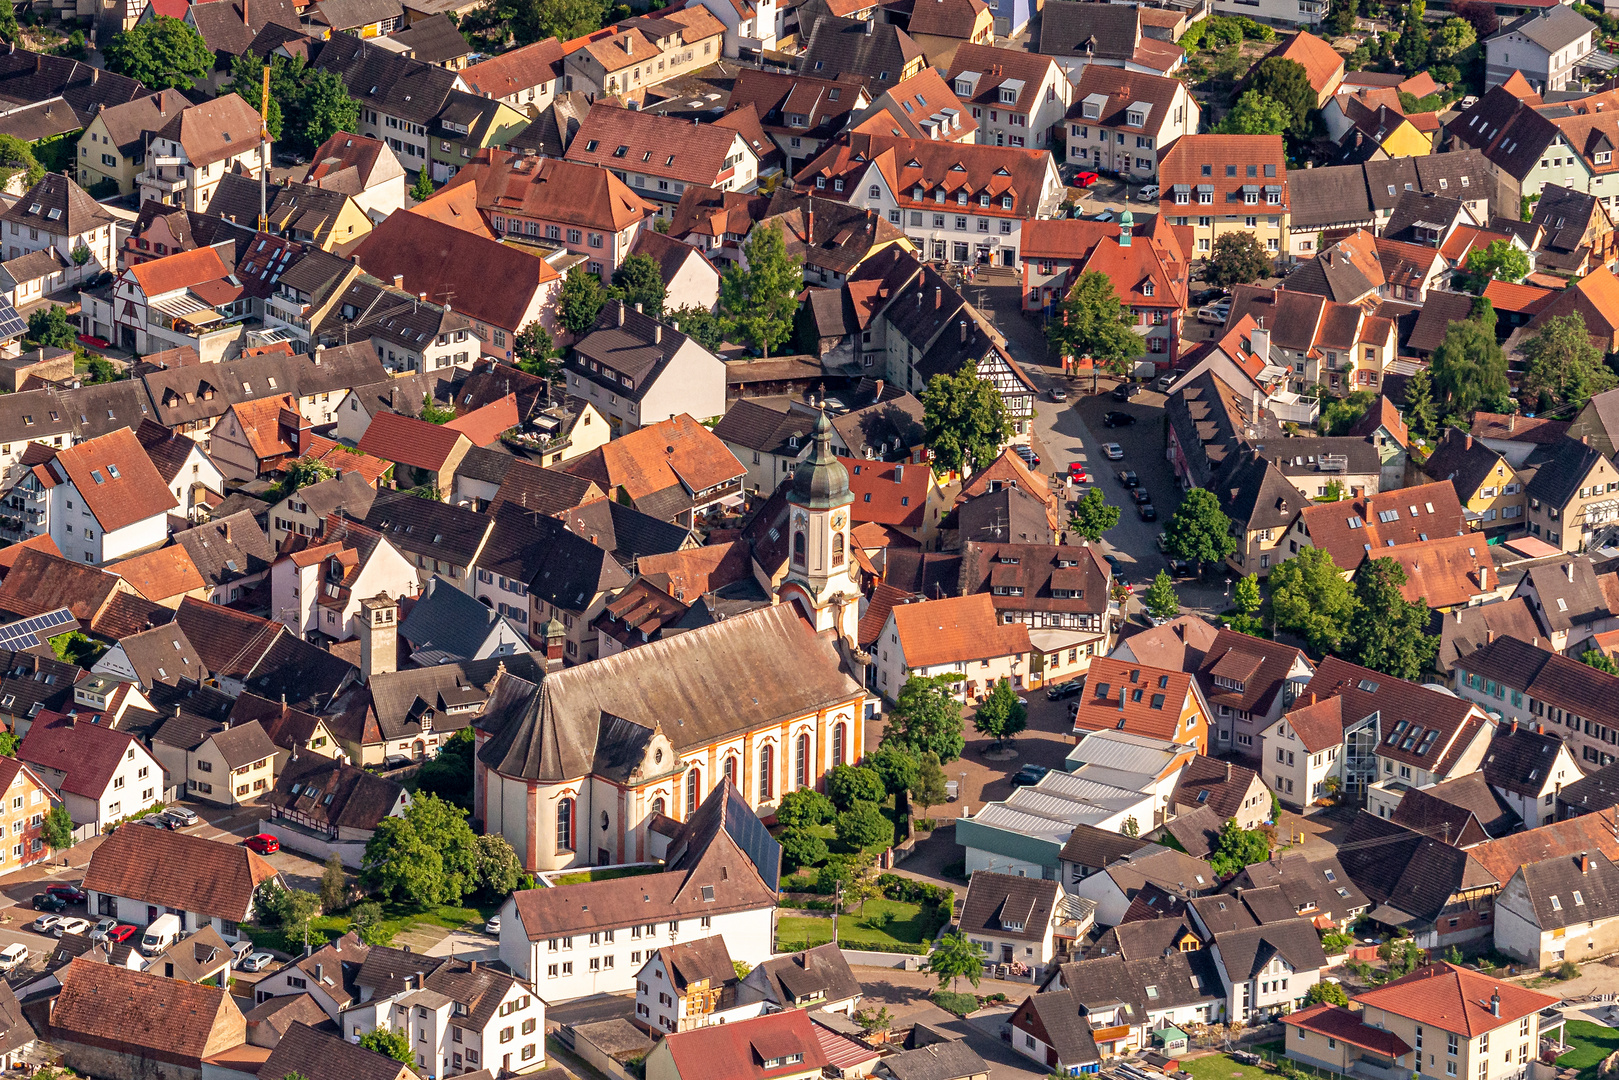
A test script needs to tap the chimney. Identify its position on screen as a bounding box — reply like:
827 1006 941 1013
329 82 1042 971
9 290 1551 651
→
635 302 643 314
621 34 632 53
1224 761 1232 780
393 274 403 289
1510 414 1517 432
935 285 942 308
654 324 662 344
1465 432 1473 450
959 319 966 343
1490 991 1500 1017
315 963 324 982
469 959 478 973
222 520 232 543
872 378 884 402
1581 852 1592 873
864 16 873 32
1568 561 1577 584
617 301 626 327
807 205 814 241
1509 718 1518 735
1487 627 1495 644
1478 564 1487 591
1252 388 1262 422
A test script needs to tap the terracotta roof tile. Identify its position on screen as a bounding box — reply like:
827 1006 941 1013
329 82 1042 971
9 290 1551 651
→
128 245 233 298
82 818 279 920
1295 480 1466 572
443 393 517 447
1268 31 1345 96
438 147 654 234
357 411 470 472
847 459 929 528
889 592 1030 667
52 959 244 1065
1284 1004 1411 1056
1070 656 1202 746
461 37 564 98
106 545 205 602
20 711 148 800
1351 963 1561 1035
1159 135 1289 211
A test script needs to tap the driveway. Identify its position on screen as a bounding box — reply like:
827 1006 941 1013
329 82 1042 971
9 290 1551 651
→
853 967 1048 1080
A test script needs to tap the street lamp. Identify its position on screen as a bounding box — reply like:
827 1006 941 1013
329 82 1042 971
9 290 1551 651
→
1224 577 1232 599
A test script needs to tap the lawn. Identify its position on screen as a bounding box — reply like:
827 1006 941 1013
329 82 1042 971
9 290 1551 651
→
242 899 498 955
774 898 940 954
551 865 659 886
1557 1020 1619 1080
1179 1053 1273 1080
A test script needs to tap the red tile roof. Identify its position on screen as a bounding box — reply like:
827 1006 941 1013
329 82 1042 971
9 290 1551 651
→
107 545 206 601
438 148 654 235
461 37 564 98
228 394 299 462
1295 481 1466 573
1070 656 1204 747
357 412 470 472
49 427 178 532
1281 693 1347 753
568 102 751 187
1284 1004 1411 1056
1159 135 1289 211
1379 534 1488 609
847 459 929 529
576 413 744 502
127 244 231 298
794 133 1055 221
1351 963 1561 1036
81 821 279 922
1469 411 1570 445
1481 280 1557 316
663 1005 830 1080
443 393 518 447
0 533 61 579
1268 31 1345 97
889 593 1031 667
20 710 149 799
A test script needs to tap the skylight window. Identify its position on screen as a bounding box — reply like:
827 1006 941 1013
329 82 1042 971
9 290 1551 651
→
90 470 103 484
107 464 119 479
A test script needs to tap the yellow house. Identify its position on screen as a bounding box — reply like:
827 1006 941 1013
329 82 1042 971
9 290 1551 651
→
205 172 374 252
75 89 190 196
1423 426 1525 534
150 715 278 807
1324 95 1432 159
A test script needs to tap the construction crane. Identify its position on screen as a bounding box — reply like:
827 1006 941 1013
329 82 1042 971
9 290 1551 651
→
258 63 271 235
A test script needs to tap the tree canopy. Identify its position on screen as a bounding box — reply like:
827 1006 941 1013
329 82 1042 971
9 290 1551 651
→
1205 232 1272 289
1463 239 1529 290
885 673 965 763
1268 546 1357 653
361 793 479 906
1046 271 1143 377
510 0 607 44
0 134 42 191
103 16 213 90
1163 488 1237 565
719 221 801 356
1144 570 1181 622
973 679 1027 750
1215 90 1289 135
1246 56 1315 132
610 253 668 318
922 369 1011 475
1430 316 1511 415
1209 820 1271 877
1521 312 1616 411
1068 486 1121 543
1348 558 1439 679
558 265 606 334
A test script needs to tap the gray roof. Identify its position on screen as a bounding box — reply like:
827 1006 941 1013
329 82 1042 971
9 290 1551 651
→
266 752 405 833
1383 190 1469 244
1492 5 1596 52
172 512 274 590
713 399 816 456
1161 805 1222 858
1211 918 1328 979
292 471 379 522
881 1040 987 1080
398 575 526 664
1216 450 1308 532
261 1022 410 1080
747 943 862 1009
312 31 461 126
1516 555 1616 634
1038 0 1138 60
1524 436 1605 509
567 299 699 403
1558 759 1619 815
1229 853 1370 919
1435 596 1546 676
310 0 404 29
1406 290 1477 355
798 14 925 92
959 871 1060 944
1271 437 1381 482
389 14 473 64
1423 425 1510 504
1026 987 1102 1068
113 623 207 687
362 488 492 569
1059 949 1223 1015
1515 851 1619 930
1448 86 1561 183
1286 163 1377 230
1058 824 1156 870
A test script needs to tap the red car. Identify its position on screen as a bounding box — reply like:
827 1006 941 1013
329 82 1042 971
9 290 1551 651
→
243 834 279 855
1074 171 1100 187
106 924 137 944
1067 462 1090 483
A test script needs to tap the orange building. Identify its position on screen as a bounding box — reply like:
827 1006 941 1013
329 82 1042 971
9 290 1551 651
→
0 757 64 871
1068 656 1210 755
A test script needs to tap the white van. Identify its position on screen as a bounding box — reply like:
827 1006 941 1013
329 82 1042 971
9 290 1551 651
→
0 943 26 972
140 913 181 956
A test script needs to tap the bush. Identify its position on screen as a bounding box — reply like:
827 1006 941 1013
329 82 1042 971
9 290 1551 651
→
835 801 891 850
931 990 981 1016
1557 959 1580 980
779 826 830 872
826 764 883 810
775 788 834 829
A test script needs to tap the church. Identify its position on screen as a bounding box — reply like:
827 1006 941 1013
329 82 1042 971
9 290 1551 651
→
473 415 872 871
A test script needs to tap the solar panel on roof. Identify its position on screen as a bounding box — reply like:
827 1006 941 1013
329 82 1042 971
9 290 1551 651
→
0 303 27 341
721 783 781 893
0 608 74 651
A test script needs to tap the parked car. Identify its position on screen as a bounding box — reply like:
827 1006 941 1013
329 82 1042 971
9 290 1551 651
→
1050 386 1068 402
31 894 65 913
1167 557 1197 577
0 944 27 972
1047 680 1085 701
1011 764 1049 788
138 814 175 829
89 918 118 941
243 834 279 855
1189 288 1227 307
1103 411 1137 427
1111 382 1141 402
1067 462 1089 483
1197 301 1232 324
162 806 198 827
31 914 60 934
1137 184 1160 202
1138 503 1158 521
1102 443 1125 460
106 924 138 944
1131 488 1152 505
53 917 90 938
382 754 412 770
1074 171 1100 187
1013 444 1041 468
1156 533 1169 553
239 952 277 972
46 885 86 905
485 915 501 936
1157 372 1178 393
1117 469 1139 487
1093 209 1116 223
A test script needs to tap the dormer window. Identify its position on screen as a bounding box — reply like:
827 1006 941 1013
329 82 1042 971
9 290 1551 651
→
979 194 990 207
1000 195 1012 209
999 88 1016 104
1267 191 1281 205
913 185 924 199
1198 191 1212 205
1600 151 1613 164
956 192 967 205
1127 111 1144 126
1245 192 1258 205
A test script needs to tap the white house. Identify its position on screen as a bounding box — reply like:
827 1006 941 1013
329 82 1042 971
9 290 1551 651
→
268 518 419 642
1208 922 1327 1023
564 300 728 434
250 931 370 1016
13 427 177 566
1064 65 1199 182
634 936 767 1033
1257 695 1347 810
1495 850 1619 967
1485 7 1599 94
136 94 267 211
873 593 1032 703
0 174 116 286
958 871 1068 974
18 710 166 832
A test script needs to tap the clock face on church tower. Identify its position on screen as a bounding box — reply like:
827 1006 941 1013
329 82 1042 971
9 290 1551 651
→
831 511 847 531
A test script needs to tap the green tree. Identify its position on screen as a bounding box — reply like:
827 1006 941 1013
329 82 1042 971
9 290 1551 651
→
776 787 835 829
1233 573 1262 616
670 305 728 351
1305 980 1351 1006
1144 569 1181 621
42 804 72 850
0 731 16 757
1216 90 1289 135
1521 312 1617 410
84 356 121 384
1045 271 1144 387
913 752 948 819
1430 317 1510 415
0 134 41 191
291 66 360 153
1583 649 1619 674
26 306 75 350
255 880 320 943
223 55 282 139
1205 231 1272 288
1348 558 1439 680
868 743 919 829
513 321 558 378
885 673 965 763
1163 488 1238 566
1247 56 1315 132
420 395 455 424
1405 368 1437 442
922 368 1011 475
320 853 347 913
475 834 524 898
1318 389 1376 436
361 793 479 906
1209 819 1272 877
413 727 474 811
610 253 668 318
1327 0 1356 34
855 1007 894 1036
835 802 891 850
719 220 801 356
359 1028 413 1064
930 930 983 993
1431 16 1476 62
349 899 391 946
1269 545 1357 653
827 765 884 811
1068 485 1121 543
973 678 1028 750
1395 18 1429 68
410 169 435 203
279 456 337 498
512 0 607 45
0 0 17 44
779 826 830 871
102 16 213 89
1121 816 1140 838
1464 238 1530 289
558 265 606 334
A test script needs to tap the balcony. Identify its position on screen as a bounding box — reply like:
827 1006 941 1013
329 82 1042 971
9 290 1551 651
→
140 170 188 196
1268 392 1319 425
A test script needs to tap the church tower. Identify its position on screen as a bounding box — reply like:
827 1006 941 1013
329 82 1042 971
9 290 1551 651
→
779 411 861 643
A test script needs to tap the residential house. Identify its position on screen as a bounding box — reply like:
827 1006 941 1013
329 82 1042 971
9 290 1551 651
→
249 931 370 1015
713 400 816 494
1064 65 1198 181
207 394 310 481
633 935 764 1034
1066 844 1216 925
268 518 419 643
1284 230 1448 305
1287 481 1469 580
1388 772 1520 844
797 14 925 94
136 94 265 211
737 944 862 1016
793 134 1063 267
459 38 564 116
171 510 275 606
645 1011 828 1080
1528 184 1617 275
628 226 722 311
262 1023 417 1080
1525 436 1619 554
564 300 727 434
0 173 115 288
149 713 277 806
361 489 492 592
1287 152 1492 259
437 149 654 277
959 871 1068 974
300 130 409 223
82 822 279 939
872 592 1032 702
1193 629 1313 755
1258 693 1354 810
134 418 225 519
0 758 62 874
355 411 471 496
1321 94 1432 161
98 244 251 360
1069 656 1210 755
1480 720 1581 829
1453 633 1619 769
19 708 165 831
205 174 374 251
894 0 993 68
497 782 780 999
49 961 248 1080
1435 597 1547 678
1423 427 1526 535
1522 267 1619 352
958 541 1113 685
1567 387 1619 457
1230 853 1370 928
1264 31 1345 107
562 8 726 102
72 88 190 197
1170 756 1270 832
1486 7 1598 93
399 573 527 665
104 546 207 608
946 46 1072 153
1035 2 1185 80
561 413 744 529
1282 1004 1414 1079
1223 285 1397 396
566 103 762 217
723 69 870 178
93 622 206 689
1158 135 1288 265
1208 920 1327 1022
1037 949 1223 1059
1212 451 1310 580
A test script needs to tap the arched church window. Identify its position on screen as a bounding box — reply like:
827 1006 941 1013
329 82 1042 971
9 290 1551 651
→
759 743 773 801
831 531 844 567
832 722 846 766
686 769 700 815
556 797 574 853
793 531 806 567
795 732 810 789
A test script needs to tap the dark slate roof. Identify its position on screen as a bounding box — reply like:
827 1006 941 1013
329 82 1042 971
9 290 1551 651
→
798 15 925 92
1058 824 1155 870
880 1039 988 1080
479 501 631 613
1287 164 1377 230
1172 754 1266 821
1383 190 1469 243
361 488 492 569
1454 634 1614 727
261 1021 409 1080
1423 426 1511 506
750 943 862 1008
1038 1 1139 60
1435 597 1546 676
1516 851 1619 930
562 499 695 571
1026 988 1102 1068
1215 450 1308 533
1388 774 1516 844
172 512 274 590
1161 805 1222 858
312 31 461 126
265 752 404 832
1058 949 1222 1016
1482 722 1571 799
456 445 517 487
1525 436 1605 508
953 486 1052 546
1209 919 1328 979
397 575 523 663
1559 760 1619 816
1515 557 1619 635
1229 853 1370 919
1406 290 1477 355
713 399 816 456
0 50 144 119
566 299 700 404
959 871 1060 944
1337 811 1486 925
